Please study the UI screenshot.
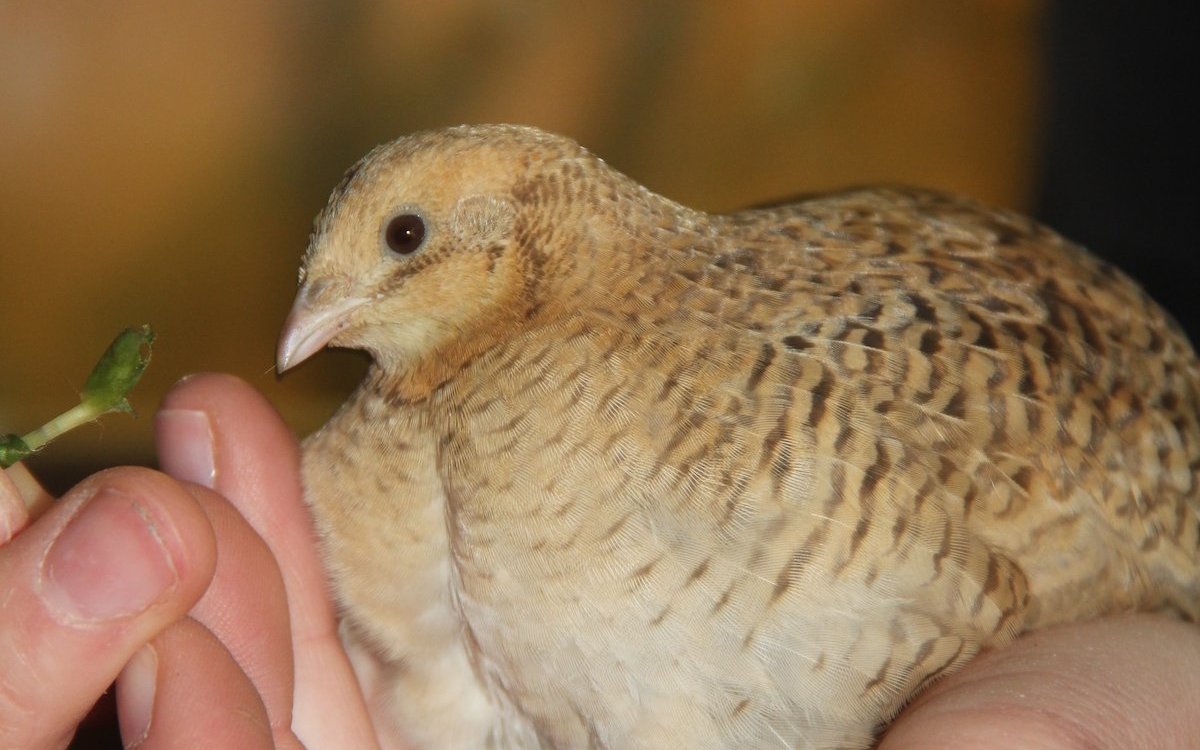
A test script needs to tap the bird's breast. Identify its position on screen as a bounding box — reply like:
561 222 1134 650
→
425 317 1000 746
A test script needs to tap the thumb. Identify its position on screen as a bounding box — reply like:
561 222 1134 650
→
0 468 216 749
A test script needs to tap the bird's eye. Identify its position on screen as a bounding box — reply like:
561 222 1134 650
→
384 213 426 256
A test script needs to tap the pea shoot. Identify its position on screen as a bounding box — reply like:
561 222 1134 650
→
1 326 155 469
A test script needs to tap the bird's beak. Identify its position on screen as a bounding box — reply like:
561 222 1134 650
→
276 286 370 373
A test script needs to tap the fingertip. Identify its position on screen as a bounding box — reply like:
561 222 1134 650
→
118 618 276 750
164 372 256 404
0 467 218 746
160 372 299 468
117 644 158 748
66 467 219 598
157 374 302 518
155 372 307 582
156 408 216 489
41 488 187 623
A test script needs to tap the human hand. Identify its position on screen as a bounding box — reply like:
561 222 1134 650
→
0 453 222 748
0 373 380 749
879 613 1200 749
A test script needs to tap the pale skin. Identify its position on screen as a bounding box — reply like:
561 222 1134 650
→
0 374 1196 749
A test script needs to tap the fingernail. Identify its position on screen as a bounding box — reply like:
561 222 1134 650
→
118 644 157 748
156 409 216 488
39 489 180 623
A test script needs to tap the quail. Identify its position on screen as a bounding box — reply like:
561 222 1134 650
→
278 125 1200 749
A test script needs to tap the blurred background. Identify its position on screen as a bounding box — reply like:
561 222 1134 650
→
0 0 1040 480
0 2 1195 744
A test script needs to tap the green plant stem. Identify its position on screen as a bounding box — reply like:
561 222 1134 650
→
19 401 102 453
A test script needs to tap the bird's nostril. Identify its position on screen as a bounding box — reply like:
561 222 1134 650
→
304 278 330 300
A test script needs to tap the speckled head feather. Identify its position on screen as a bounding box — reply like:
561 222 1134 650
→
311 124 594 241
291 127 577 378
285 124 692 392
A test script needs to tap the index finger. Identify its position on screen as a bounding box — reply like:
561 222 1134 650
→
156 373 379 749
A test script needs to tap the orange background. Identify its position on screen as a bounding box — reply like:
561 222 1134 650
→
1 2 1042 488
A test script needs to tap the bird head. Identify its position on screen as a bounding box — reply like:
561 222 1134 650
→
277 125 599 383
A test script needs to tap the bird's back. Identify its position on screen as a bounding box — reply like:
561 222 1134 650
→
423 187 1199 746
709 187 1200 623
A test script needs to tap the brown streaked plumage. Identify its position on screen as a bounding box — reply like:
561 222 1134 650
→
278 124 1200 749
